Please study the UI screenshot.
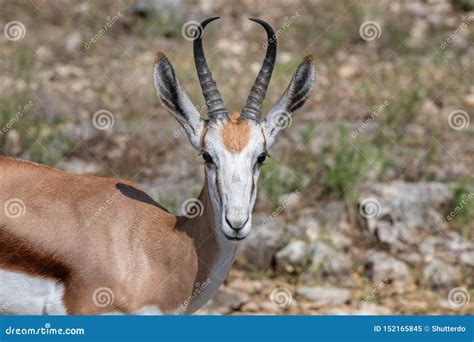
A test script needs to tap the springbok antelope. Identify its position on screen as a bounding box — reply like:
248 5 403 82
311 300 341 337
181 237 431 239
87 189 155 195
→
0 17 315 315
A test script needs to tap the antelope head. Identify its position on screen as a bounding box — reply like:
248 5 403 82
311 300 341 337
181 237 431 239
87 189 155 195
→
154 17 315 242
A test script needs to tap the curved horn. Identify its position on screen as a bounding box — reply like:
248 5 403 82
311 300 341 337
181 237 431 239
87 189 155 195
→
241 18 277 122
193 17 228 120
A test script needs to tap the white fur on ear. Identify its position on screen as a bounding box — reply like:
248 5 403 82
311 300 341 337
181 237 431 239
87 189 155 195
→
264 55 316 148
154 52 205 150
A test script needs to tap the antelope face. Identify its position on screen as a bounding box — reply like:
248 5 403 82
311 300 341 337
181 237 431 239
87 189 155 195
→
200 116 266 240
154 17 315 242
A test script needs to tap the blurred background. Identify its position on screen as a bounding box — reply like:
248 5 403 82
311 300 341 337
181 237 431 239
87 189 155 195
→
0 0 473 315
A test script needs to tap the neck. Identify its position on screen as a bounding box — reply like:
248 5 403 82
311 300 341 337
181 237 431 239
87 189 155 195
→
177 178 238 314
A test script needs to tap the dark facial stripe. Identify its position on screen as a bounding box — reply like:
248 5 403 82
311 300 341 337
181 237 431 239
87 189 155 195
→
200 120 209 150
259 124 268 153
214 170 222 204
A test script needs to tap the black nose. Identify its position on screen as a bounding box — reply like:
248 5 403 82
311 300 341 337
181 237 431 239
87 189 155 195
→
225 216 248 231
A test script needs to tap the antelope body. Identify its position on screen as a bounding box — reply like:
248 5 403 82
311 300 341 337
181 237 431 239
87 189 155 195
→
0 17 315 315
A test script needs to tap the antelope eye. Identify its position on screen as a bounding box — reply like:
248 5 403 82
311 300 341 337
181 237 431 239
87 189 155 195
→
202 151 214 164
257 152 267 164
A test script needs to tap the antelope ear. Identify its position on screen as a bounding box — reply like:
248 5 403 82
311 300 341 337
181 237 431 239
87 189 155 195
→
264 55 316 148
154 52 205 150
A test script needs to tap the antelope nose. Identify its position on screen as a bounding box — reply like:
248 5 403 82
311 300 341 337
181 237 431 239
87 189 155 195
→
225 214 249 231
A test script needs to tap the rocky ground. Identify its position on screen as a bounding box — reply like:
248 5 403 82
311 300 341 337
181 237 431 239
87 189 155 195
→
198 181 474 315
0 0 473 314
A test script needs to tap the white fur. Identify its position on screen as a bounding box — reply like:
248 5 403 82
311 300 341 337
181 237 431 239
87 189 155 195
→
184 233 237 314
0 269 66 315
202 119 264 241
0 270 167 315
131 306 163 315
179 121 265 314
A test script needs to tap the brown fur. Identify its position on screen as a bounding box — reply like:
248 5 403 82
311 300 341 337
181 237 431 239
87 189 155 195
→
155 51 167 63
0 156 221 314
221 112 250 153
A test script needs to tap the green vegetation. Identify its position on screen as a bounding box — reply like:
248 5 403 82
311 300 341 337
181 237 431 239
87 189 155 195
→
447 183 474 238
0 91 73 165
156 192 180 214
319 125 378 200
0 48 73 166
260 157 304 210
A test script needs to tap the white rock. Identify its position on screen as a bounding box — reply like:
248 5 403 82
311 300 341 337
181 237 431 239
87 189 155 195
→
359 182 452 249
338 64 359 79
4 129 21 155
365 252 412 286
423 258 461 289
208 287 249 312
459 251 474 267
297 286 351 305
229 279 263 295
464 93 474 107
56 157 100 175
307 241 351 279
66 31 82 53
236 216 288 269
276 240 308 272
354 304 392 315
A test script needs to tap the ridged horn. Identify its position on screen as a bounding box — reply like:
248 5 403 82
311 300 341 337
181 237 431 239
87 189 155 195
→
241 18 277 122
193 17 228 120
